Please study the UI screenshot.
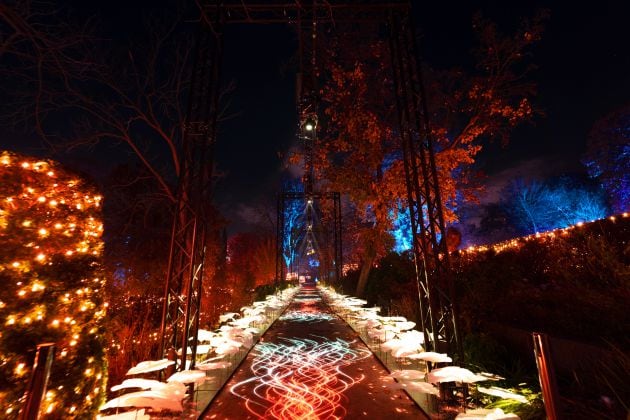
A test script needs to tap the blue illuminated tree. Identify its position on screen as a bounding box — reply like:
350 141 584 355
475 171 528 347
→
583 104 630 213
505 177 609 234
281 180 305 273
389 201 413 253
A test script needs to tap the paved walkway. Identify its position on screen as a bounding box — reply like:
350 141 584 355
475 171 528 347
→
202 286 429 419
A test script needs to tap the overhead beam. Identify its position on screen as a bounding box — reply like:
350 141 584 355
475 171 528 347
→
203 2 409 25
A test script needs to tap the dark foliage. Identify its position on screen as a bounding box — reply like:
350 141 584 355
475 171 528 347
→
453 216 629 346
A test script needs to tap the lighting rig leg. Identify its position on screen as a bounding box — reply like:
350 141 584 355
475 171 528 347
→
159 8 223 372
387 9 461 359
276 193 286 285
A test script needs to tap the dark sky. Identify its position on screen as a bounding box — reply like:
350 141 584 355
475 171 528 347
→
426 1 630 172
213 1 630 230
3 1 629 232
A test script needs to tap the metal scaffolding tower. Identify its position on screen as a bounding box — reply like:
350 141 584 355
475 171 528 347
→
388 8 461 356
276 191 343 284
159 6 223 371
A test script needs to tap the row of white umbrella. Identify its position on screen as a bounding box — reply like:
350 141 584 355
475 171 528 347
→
319 286 525 420
98 286 299 419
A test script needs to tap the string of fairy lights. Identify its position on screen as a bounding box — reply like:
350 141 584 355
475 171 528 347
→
0 151 107 418
105 288 234 354
456 213 629 257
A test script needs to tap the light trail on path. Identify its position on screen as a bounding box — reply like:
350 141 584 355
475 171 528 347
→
230 288 368 419
203 286 428 420
230 336 370 419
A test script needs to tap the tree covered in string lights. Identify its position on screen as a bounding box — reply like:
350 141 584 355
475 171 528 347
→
0 151 107 418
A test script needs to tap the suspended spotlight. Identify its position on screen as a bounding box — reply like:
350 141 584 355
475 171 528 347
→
307 199 313 205
302 115 317 132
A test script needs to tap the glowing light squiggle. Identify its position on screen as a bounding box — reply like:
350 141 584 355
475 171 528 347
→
230 337 370 419
279 311 335 323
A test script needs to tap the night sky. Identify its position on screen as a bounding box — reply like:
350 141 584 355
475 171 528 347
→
214 0 630 229
3 1 629 232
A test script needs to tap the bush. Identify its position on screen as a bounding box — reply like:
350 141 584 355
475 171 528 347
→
453 215 630 346
0 151 107 418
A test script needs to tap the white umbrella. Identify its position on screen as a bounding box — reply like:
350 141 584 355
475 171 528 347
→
219 312 239 323
100 391 183 412
428 366 488 383
110 380 185 400
407 352 452 363
167 370 207 385
398 329 425 344
111 379 163 392
392 346 423 358
215 343 241 356
197 329 216 342
196 361 231 371
381 338 404 352
367 328 387 342
126 359 175 376
455 408 520 419
344 298 367 306
195 344 213 355
395 321 416 331
379 316 408 322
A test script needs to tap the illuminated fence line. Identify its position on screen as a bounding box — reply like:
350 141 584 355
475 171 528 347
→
458 213 629 256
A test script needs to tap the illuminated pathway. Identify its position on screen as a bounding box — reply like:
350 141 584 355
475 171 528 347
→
203 286 428 419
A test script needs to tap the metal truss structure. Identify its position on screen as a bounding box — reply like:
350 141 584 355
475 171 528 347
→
388 8 461 356
276 191 343 284
159 7 223 370
161 0 460 373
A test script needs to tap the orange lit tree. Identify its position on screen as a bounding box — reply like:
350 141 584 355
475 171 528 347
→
315 13 546 296
0 151 106 418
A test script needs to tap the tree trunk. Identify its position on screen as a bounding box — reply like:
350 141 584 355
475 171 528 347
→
355 247 376 297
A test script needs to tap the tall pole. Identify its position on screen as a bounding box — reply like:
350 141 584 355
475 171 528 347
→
20 343 55 420
533 332 561 419
276 193 286 284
